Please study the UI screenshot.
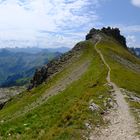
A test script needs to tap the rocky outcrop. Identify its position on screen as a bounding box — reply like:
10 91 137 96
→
86 28 100 40
28 43 86 89
0 87 24 109
86 27 127 48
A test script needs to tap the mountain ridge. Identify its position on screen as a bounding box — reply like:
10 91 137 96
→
0 27 140 139
29 27 128 89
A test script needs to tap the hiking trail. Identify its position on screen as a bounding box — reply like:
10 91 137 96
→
90 36 139 140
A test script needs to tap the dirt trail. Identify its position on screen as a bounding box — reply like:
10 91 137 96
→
3 60 90 122
90 36 139 140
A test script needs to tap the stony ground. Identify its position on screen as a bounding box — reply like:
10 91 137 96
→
0 87 25 109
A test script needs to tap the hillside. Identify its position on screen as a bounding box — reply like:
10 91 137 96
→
0 49 61 87
0 27 140 140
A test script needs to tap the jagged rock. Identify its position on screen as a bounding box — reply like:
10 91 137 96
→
0 87 24 109
28 43 85 90
86 27 127 48
86 28 100 40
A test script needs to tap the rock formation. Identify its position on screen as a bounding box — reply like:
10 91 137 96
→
86 27 127 48
28 42 85 89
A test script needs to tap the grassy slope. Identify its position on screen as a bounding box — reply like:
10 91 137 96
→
0 41 112 140
97 38 140 135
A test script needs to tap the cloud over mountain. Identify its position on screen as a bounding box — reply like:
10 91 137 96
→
0 0 102 48
0 0 139 48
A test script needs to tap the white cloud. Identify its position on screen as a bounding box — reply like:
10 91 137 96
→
126 35 136 47
0 0 103 48
116 25 140 33
116 24 140 47
131 0 140 7
0 0 98 33
119 25 140 47
123 25 140 33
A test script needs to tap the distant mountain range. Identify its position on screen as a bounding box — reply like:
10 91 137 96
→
0 47 70 54
0 47 69 87
129 47 140 57
135 48 140 57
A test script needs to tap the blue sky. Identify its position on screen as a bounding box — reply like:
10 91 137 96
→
0 0 139 48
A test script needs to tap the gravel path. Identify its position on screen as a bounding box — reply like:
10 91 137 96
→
90 36 139 140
